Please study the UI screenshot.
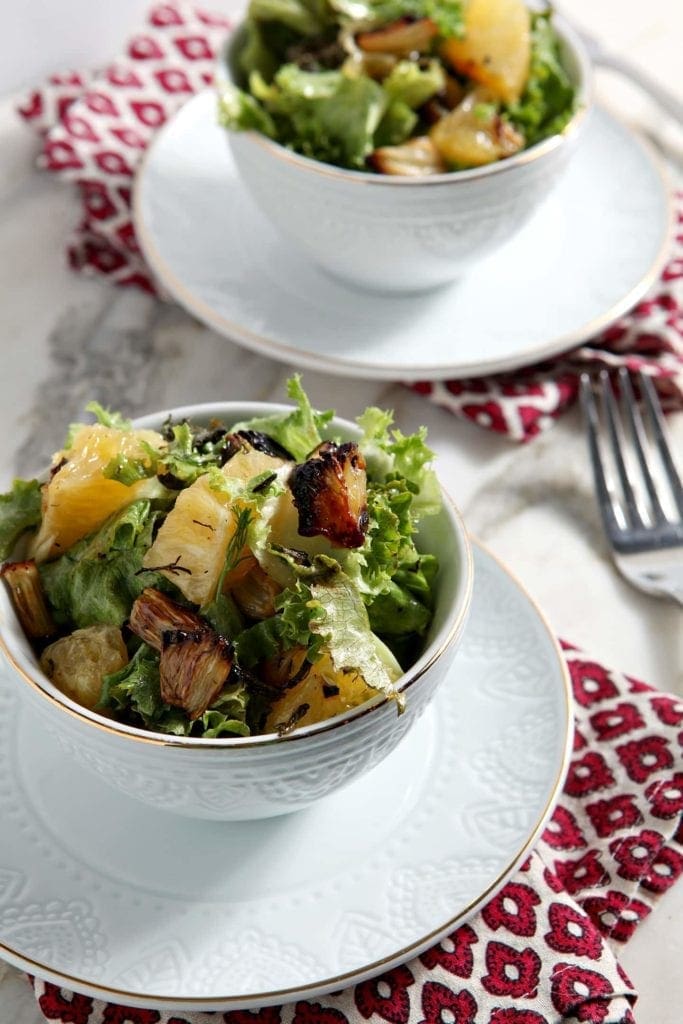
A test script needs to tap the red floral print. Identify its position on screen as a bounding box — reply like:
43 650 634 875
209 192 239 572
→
645 773 683 817
649 695 683 727
550 964 614 1022
582 891 651 942
38 986 95 1024
545 902 603 959
573 726 589 751
568 662 619 708
609 829 662 881
488 1011 547 1023
543 865 566 893
564 752 615 798
128 35 165 60
585 794 643 839
80 180 117 220
224 1009 283 1024
589 703 645 741
481 942 541 999
419 925 477 977
542 805 588 849
94 150 134 176
291 1004 348 1024
150 4 184 26
102 1007 161 1023
290 1003 350 1019
641 844 683 894
417 982 477 1024
354 966 414 1023
481 882 541 937
460 401 509 433
625 673 651 693
616 735 674 783
155 68 193 93
553 850 611 895
43 138 84 171
130 99 167 127
174 35 214 60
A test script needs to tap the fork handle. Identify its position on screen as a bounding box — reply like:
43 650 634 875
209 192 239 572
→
594 51 683 126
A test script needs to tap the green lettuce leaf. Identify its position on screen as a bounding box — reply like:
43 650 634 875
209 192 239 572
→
85 401 132 431
40 500 172 629
99 643 165 724
0 478 42 559
100 644 252 737
64 402 132 448
358 0 464 36
248 0 335 37
201 590 244 639
383 59 445 109
234 64 388 168
218 84 278 136
155 421 229 488
374 99 416 147
232 375 334 462
235 570 327 667
103 452 157 486
309 565 403 704
357 406 441 516
505 11 576 144
342 477 418 597
366 578 431 636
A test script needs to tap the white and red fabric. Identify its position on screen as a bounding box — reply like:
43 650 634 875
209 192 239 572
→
17 1 683 442
30 642 683 1023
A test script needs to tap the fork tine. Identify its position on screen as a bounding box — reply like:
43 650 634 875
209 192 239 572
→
579 373 623 540
598 370 644 529
639 372 683 517
617 368 667 524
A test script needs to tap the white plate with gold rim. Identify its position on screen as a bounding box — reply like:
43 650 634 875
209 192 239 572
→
134 91 671 382
0 544 571 1011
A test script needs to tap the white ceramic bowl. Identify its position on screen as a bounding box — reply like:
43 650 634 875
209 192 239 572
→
0 402 473 820
219 15 593 293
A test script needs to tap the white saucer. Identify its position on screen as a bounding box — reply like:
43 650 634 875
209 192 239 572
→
0 544 571 1011
134 91 671 381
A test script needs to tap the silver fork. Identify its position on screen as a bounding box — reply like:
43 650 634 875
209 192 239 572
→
580 368 683 605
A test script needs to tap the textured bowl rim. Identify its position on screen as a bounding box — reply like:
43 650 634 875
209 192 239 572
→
219 12 594 186
0 401 474 750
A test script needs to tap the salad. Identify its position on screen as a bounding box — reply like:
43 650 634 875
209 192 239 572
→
0 379 442 738
218 0 576 174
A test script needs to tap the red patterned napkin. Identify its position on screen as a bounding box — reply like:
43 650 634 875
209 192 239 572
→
30 642 683 1024
16 0 683 440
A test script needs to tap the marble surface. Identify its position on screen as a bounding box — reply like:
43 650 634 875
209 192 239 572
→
0 0 681 1020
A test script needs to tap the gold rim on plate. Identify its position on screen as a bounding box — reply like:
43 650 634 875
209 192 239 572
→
0 540 574 1010
132 98 673 382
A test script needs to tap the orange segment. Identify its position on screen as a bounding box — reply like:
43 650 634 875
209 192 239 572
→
264 650 375 732
442 0 531 104
430 88 524 166
142 476 238 607
30 425 165 563
142 446 287 607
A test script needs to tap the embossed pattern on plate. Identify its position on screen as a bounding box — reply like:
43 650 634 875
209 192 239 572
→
134 91 671 381
0 545 572 1010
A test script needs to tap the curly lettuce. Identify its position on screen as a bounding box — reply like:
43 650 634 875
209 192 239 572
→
0 478 42 560
232 375 333 462
505 11 576 145
40 500 173 629
100 643 251 738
